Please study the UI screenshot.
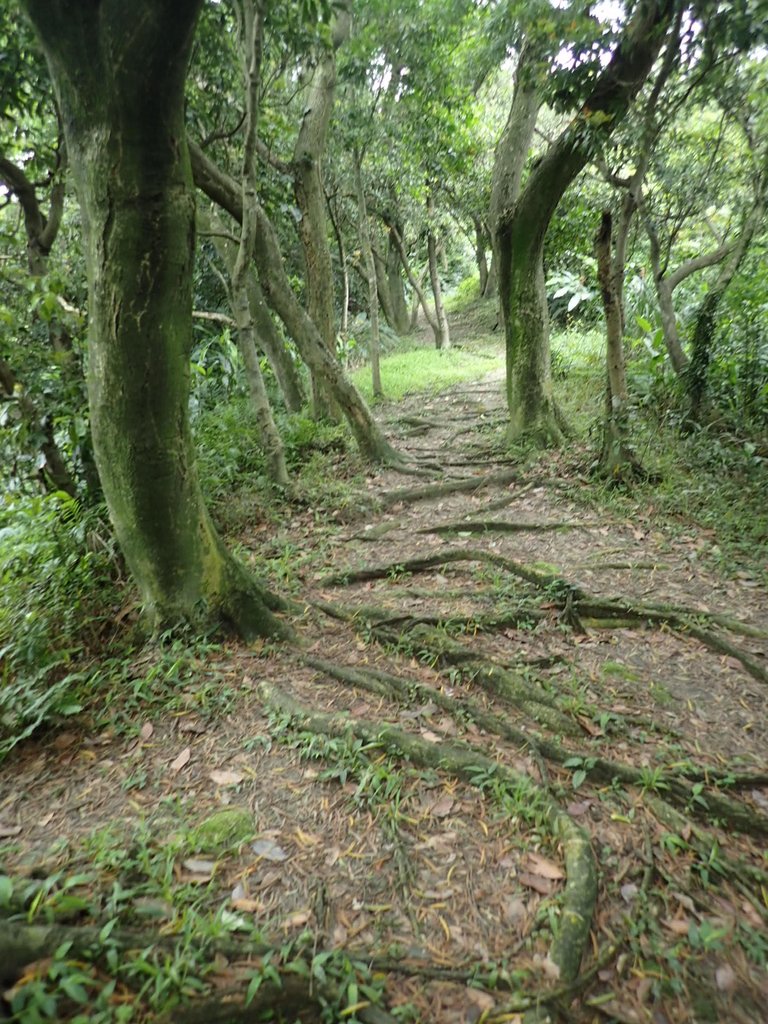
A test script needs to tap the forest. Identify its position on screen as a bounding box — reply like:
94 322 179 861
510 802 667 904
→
1 0 767 1021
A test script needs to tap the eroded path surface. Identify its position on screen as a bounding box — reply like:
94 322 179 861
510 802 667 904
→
2 367 767 1024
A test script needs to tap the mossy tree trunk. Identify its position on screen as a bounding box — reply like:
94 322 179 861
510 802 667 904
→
292 6 350 420
20 0 284 638
228 0 288 488
494 0 675 443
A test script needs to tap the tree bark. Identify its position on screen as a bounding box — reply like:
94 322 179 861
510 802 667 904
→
595 211 642 478
20 0 285 637
473 214 490 297
386 225 411 333
494 0 676 443
202 210 305 413
189 141 404 466
292 7 350 419
687 192 766 419
228 1 288 487
426 191 450 349
354 152 383 397
390 226 439 337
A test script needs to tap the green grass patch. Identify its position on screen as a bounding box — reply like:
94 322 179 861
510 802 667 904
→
351 345 504 403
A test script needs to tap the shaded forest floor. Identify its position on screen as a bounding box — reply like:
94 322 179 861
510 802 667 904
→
2 318 768 1024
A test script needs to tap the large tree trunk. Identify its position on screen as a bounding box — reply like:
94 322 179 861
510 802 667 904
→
189 141 404 467
494 0 675 443
21 0 284 637
292 7 350 419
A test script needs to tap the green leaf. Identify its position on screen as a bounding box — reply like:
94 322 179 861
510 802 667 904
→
572 769 587 789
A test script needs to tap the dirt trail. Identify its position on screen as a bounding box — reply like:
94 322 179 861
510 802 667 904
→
2 365 767 1024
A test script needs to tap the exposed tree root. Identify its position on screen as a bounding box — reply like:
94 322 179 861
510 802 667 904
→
0 916 397 1024
417 519 583 536
323 547 768 685
258 680 598 990
302 656 768 839
378 469 519 510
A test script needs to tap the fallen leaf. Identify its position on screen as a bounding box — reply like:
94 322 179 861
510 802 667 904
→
429 795 454 818
420 729 441 743
715 964 737 992
252 838 289 862
182 858 216 877
178 718 206 735
139 722 154 741
0 824 21 838
283 910 312 929
466 989 495 1012
209 769 244 787
566 800 591 817
662 917 690 935
170 747 191 773
38 813 54 828
519 872 554 895
621 883 639 903
232 897 262 912
525 853 564 880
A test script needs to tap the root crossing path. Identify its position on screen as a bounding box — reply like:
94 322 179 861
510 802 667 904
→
2 368 767 1024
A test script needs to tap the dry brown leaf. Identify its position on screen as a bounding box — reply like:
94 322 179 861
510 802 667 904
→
283 910 312 929
209 769 244 787
169 746 191 773
139 722 154 741
0 824 22 838
232 897 262 913
662 917 690 935
519 872 554 895
420 729 441 743
525 852 564 880
429 795 454 818
466 989 495 1012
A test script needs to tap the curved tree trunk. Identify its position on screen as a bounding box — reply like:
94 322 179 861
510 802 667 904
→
21 0 284 638
494 0 675 443
189 141 404 466
227 3 288 488
292 7 350 420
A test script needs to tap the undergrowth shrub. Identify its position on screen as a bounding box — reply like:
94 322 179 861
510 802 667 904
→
0 492 121 758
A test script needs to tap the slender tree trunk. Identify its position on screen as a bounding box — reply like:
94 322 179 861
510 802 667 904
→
189 141 404 467
21 0 284 637
229 1 288 487
386 225 410 333
326 191 350 336
354 153 383 398
292 7 350 420
390 226 439 338
372 245 397 334
473 215 490 297
494 0 675 443
644 215 690 374
595 211 643 479
202 210 306 412
426 191 450 350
